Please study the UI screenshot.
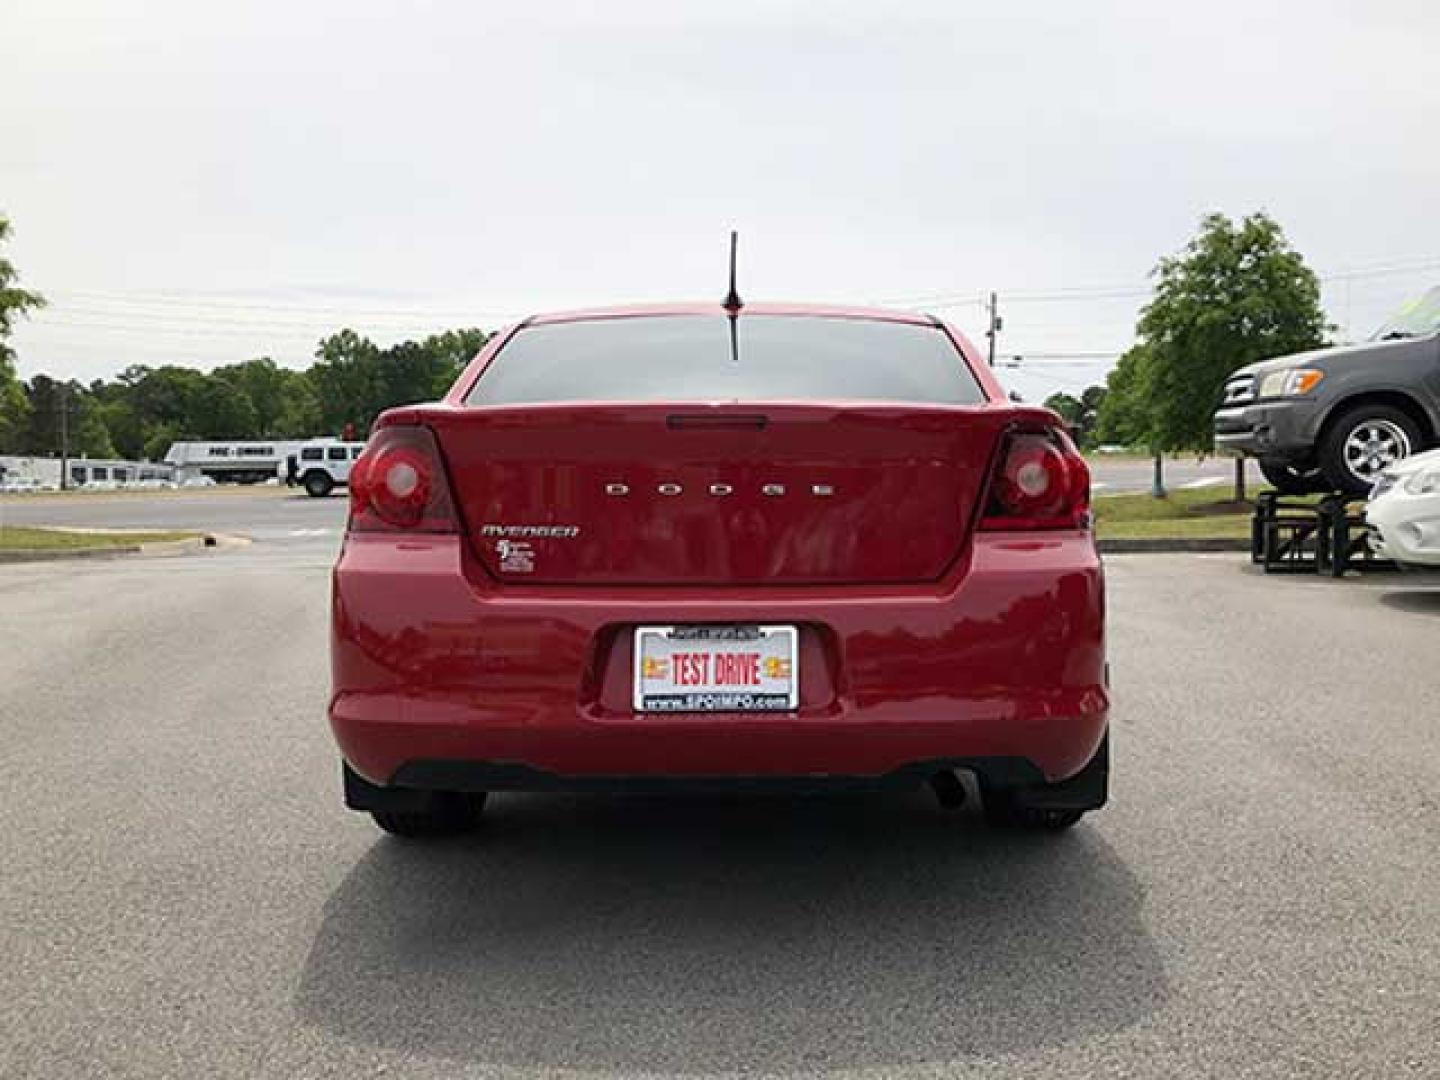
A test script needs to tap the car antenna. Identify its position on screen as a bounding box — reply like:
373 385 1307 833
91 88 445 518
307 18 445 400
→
723 230 742 369
723 230 742 314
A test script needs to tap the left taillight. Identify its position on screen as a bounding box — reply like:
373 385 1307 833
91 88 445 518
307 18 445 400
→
979 428 1091 531
347 425 458 533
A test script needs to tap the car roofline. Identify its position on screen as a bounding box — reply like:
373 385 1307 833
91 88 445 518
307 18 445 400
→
520 301 942 328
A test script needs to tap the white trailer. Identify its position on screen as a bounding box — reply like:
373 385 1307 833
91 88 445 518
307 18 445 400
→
164 440 302 484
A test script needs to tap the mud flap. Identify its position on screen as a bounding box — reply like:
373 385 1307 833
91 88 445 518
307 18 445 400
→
997 733 1109 812
343 761 448 815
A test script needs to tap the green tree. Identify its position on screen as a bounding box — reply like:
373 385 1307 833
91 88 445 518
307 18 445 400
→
72 391 117 458
127 366 207 431
275 373 321 437
309 329 383 434
96 397 146 460
1045 385 1110 449
12 323 489 458
211 357 315 437
0 214 45 453
1093 346 1156 449
1043 392 1082 426
1093 345 1175 493
0 352 26 453
1080 385 1107 423
19 376 114 458
17 374 62 455
308 327 487 435
188 377 258 439
417 327 488 395
1139 211 1328 496
143 421 181 463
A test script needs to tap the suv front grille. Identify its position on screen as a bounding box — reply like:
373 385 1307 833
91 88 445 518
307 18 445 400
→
1221 375 1255 407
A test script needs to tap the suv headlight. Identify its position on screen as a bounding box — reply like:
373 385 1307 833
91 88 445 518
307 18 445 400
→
1257 368 1325 398
1403 467 1440 496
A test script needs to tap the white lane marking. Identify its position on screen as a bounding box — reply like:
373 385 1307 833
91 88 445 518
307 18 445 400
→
1180 477 1229 490
1092 481 1112 491
286 528 336 537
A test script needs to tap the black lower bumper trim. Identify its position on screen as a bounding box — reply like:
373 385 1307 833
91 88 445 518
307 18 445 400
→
342 751 1112 812
389 757 1049 796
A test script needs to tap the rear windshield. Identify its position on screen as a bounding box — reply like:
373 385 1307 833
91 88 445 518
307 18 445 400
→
464 315 986 406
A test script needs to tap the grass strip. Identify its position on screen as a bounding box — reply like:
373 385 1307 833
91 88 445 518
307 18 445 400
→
0 526 200 552
1093 486 1304 540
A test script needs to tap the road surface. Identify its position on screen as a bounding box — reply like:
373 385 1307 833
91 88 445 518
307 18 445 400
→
1 537 1436 1078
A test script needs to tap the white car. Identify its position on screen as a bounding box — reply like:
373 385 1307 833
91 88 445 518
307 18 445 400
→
1366 448 1440 568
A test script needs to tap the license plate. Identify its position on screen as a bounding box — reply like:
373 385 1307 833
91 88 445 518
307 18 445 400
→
633 625 799 713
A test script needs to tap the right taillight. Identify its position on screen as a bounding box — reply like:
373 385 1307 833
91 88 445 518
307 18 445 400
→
348 425 458 533
979 430 1091 531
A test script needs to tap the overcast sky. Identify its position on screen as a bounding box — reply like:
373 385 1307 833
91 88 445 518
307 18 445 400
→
3 0 1438 401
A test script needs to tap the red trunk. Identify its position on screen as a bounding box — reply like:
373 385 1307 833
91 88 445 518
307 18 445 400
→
417 402 1011 585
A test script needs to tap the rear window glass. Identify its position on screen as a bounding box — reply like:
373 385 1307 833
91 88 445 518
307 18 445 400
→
464 315 985 406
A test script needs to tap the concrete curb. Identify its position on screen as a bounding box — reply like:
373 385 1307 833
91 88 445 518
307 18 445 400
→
0 532 233 564
1098 536 1251 554
0 545 143 563
136 536 211 557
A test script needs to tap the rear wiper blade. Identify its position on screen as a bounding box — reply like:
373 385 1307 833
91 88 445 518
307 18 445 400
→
1379 330 1415 341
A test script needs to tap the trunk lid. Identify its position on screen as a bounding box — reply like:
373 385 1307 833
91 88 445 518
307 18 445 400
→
422 402 1010 585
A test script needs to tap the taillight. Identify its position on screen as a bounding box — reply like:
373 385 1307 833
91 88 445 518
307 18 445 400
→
979 430 1091 531
348 426 458 533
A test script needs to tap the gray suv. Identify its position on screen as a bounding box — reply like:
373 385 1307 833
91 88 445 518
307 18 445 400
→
1214 288 1440 496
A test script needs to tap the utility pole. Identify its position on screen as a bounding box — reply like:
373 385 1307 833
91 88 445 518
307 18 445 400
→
58 384 71 491
985 292 1002 366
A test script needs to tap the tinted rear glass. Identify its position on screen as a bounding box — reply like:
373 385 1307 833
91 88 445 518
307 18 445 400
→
464 315 985 406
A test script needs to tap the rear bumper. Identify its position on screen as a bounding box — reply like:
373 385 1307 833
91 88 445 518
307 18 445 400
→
1213 400 1321 458
329 532 1108 788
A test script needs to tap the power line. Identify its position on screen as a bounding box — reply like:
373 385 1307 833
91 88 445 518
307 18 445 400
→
878 255 1440 310
36 254 1440 329
28 301 512 339
49 288 521 322
43 300 501 329
1008 352 1123 361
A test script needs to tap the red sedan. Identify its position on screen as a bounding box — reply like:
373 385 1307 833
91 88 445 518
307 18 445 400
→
330 302 1109 836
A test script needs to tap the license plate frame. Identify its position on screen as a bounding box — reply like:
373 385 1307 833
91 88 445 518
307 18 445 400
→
632 624 799 713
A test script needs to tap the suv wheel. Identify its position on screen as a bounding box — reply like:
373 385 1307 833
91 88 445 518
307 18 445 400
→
303 471 334 498
371 793 487 838
1258 458 1327 496
1319 405 1421 498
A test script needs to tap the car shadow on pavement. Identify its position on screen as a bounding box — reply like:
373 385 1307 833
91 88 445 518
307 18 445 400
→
1378 588 1440 615
296 790 1165 1074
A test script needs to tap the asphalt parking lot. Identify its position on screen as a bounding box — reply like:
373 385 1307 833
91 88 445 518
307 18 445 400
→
2 518 1437 1078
